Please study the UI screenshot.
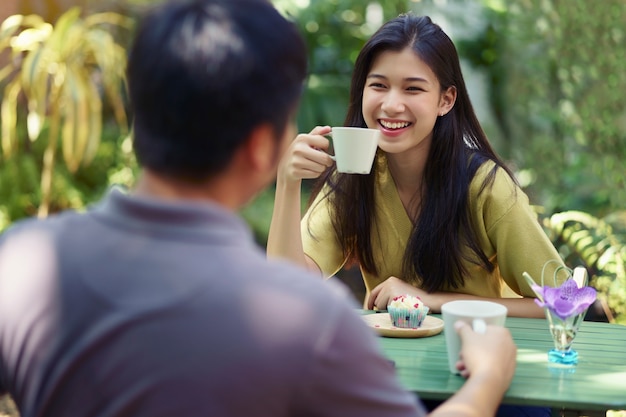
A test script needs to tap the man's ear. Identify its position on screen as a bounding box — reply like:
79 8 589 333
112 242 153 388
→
243 123 277 174
439 86 457 117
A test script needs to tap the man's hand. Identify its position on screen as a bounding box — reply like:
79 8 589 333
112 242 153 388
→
455 321 517 384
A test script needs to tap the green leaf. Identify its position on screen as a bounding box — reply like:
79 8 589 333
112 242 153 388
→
84 12 134 30
0 14 46 49
61 67 91 172
9 25 52 51
83 80 102 166
1 78 22 157
47 7 82 54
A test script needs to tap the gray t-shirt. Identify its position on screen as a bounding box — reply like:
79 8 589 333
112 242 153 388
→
0 188 425 417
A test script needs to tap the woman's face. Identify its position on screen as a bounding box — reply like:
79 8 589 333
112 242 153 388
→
362 47 452 156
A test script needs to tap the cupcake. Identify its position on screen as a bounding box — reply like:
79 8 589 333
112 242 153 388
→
388 294 429 328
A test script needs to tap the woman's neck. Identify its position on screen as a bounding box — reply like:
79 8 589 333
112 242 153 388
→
385 149 428 222
386 147 427 195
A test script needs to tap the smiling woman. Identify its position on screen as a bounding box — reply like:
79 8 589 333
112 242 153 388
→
267 14 570 327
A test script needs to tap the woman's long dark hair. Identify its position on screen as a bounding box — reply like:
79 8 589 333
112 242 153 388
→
309 15 517 292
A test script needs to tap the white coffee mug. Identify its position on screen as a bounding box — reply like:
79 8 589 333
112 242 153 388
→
441 300 508 374
329 127 380 174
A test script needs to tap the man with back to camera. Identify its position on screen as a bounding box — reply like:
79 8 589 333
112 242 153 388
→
0 0 517 416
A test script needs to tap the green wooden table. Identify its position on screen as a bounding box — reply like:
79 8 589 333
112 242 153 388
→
363 312 626 415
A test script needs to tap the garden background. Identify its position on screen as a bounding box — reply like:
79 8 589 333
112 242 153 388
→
0 0 625 415
1 0 625 321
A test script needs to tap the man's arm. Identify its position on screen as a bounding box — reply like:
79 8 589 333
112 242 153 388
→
429 322 516 417
299 306 515 417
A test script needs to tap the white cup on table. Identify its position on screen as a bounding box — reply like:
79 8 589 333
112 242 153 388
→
329 127 380 174
441 300 508 374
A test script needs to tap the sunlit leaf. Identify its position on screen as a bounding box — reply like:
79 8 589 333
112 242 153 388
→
83 81 102 165
1 79 22 157
0 15 25 37
58 22 86 63
20 42 45 95
27 106 42 140
39 86 62 219
0 14 47 49
61 68 90 172
9 25 52 51
61 87 77 171
47 8 82 54
85 28 118 83
73 69 91 169
0 65 14 86
85 12 134 30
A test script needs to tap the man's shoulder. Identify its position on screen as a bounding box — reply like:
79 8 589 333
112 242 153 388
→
0 210 82 244
243 259 360 326
261 259 357 306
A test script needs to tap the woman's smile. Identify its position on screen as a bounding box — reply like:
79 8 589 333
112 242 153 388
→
379 119 413 137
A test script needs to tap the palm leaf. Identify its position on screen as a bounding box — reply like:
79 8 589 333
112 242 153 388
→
20 41 46 102
21 45 50 141
0 65 14 86
0 14 47 49
1 78 21 157
85 28 128 132
27 99 44 142
61 67 90 172
544 209 626 323
10 25 52 51
46 8 82 54
84 12 134 30
82 80 102 165
38 82 62 218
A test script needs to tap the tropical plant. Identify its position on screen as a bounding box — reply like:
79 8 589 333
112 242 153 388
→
0 7 133 217
543 210 626 324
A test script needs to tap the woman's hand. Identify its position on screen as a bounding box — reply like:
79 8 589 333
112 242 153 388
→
367 276 546 318
277 125 335 185
367 276 435 310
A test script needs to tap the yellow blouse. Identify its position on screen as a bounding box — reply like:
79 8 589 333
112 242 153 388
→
301 154 566 300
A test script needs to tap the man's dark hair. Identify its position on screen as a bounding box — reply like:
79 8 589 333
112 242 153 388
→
127 0 307 181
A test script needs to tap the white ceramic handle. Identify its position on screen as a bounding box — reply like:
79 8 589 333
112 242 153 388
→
472 318 487 334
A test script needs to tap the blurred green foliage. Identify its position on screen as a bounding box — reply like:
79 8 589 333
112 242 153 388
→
0 122 136 230
462 0 626 216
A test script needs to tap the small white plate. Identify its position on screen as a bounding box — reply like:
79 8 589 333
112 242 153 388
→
361 313 444 338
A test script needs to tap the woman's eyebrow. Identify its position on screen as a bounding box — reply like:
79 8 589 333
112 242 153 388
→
366 73 430 83
404 76 429 83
